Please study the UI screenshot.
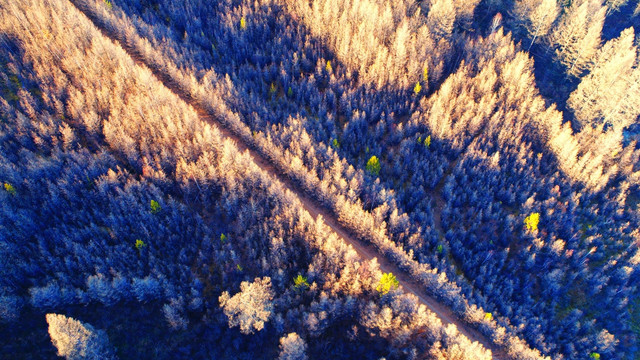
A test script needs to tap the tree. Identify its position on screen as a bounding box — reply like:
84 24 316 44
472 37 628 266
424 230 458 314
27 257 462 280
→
549 0 605 77
134 239 147 250
567 27 640 130
428 0 456 40
414 81 422 95
278 333 308 360
219 277 274 334
46 314 116 360
513 0 559 51
605 0 629 13
366 156 381 176
150 199 161 214
376 272 399 295
524 213 540 232
293 274 309 290
3 182 16 196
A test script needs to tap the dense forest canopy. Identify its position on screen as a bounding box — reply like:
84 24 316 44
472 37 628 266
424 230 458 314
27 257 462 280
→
0 0 639 359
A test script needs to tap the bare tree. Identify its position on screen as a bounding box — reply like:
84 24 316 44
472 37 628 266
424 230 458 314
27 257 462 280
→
568 27 639 130
513 0 560 51
219 277 274 334
428 0 457 40
46 314 117 360
278 333 308 360
549 0 605 77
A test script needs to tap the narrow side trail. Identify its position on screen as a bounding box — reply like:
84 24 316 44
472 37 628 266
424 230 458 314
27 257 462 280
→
68 1 508 358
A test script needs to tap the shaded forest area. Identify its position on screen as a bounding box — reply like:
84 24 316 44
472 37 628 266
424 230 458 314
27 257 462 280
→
1 0 640 359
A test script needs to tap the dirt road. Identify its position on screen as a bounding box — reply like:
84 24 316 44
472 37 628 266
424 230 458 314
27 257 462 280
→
68 1 509 358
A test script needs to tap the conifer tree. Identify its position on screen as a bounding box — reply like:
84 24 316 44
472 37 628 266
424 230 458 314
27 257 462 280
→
513 0 559 50
568 27 639 130
428 0 456 40
550 0 605 77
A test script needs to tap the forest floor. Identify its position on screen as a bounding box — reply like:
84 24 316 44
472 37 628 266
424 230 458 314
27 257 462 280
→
68 0 509 358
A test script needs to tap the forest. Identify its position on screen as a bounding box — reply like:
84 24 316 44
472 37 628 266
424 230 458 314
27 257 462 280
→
0 0 639 359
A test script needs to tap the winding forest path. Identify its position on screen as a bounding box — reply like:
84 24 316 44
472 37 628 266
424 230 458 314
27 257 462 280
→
68 1 508 358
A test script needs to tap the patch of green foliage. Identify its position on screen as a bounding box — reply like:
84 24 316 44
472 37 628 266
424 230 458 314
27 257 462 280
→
135 239 146 250
413 81 422 95
293 274 309 290
366 156 381 176
524 212 540 232
376 272 399 295
4 182 16 196
150 199 161 214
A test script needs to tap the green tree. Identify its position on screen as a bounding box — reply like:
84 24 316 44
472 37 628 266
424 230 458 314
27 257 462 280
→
287 87 293 97
220 233 227 243
4 182 16 196
332 138 340 149
150 199 161 214
524 212 540 232
376 272 399 295
424 135 431 147
135 239 147 250
366 156 381 176
589 353 600 360
293 274 309 290
413 81 422 95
